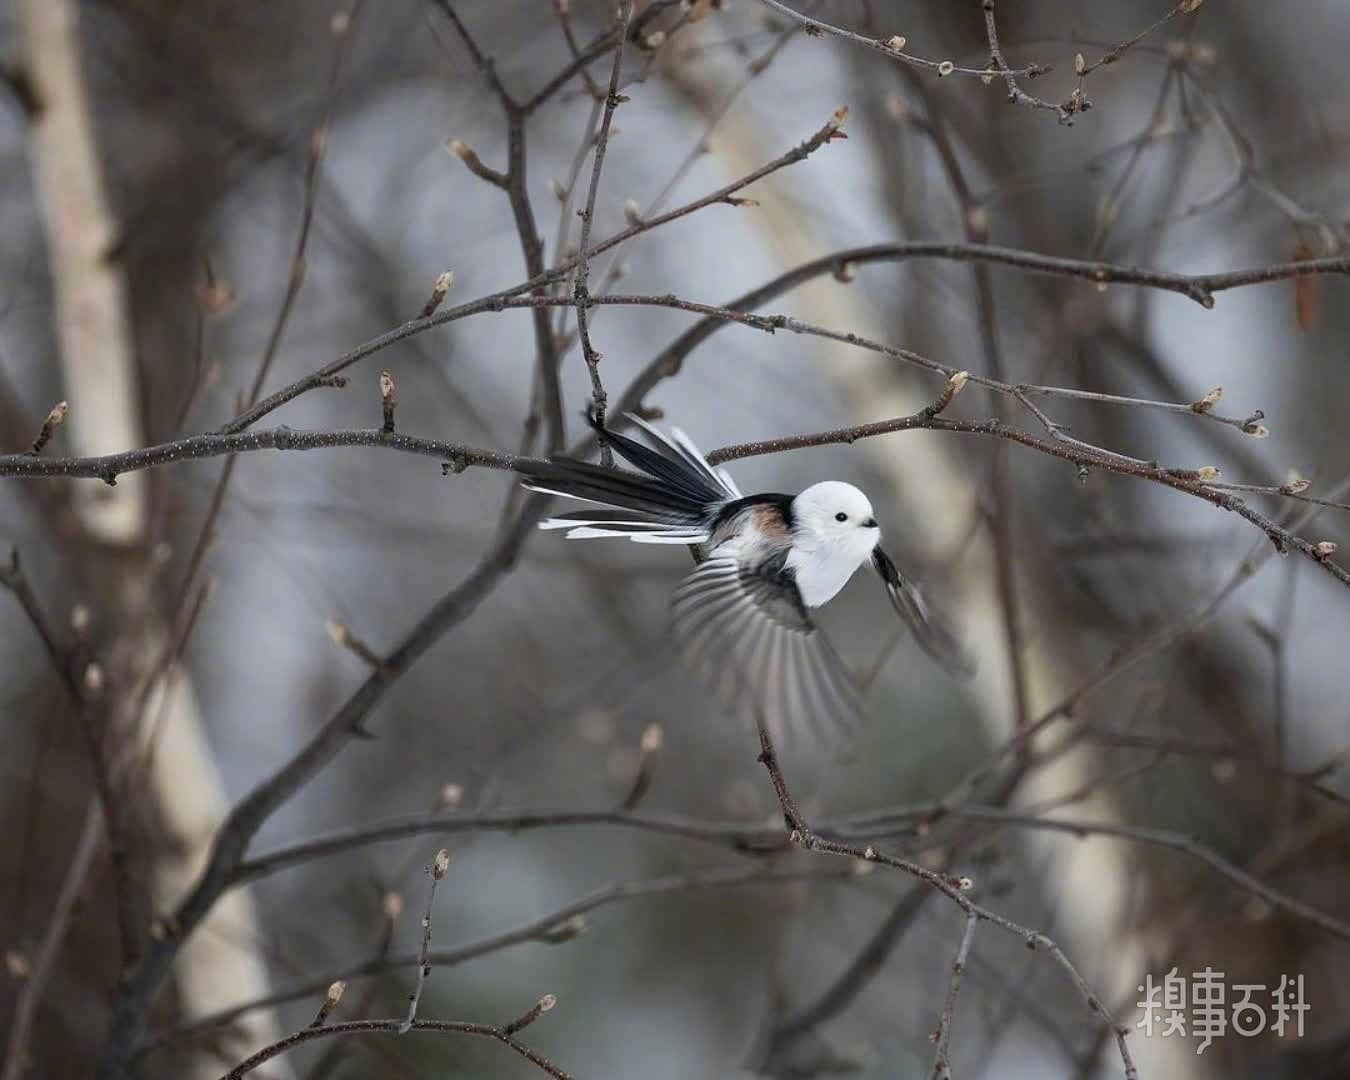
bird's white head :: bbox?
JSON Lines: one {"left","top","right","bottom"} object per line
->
{"left": 787, "top": 481, "right": 882, "bottom": 607}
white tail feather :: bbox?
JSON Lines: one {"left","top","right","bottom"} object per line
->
{"left": 564, "top": 526, "right": 708, "bottom": 541}
{"left": 629, "top": 532, "right": 709, "bottom": 544}
{"left": 522, "top": 482, "right": 598, "bottom": 502}
{"left": 540, "top": 517, "right": 671, "bottom": 531}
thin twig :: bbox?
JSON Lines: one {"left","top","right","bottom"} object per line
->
{"left": 0, "top": 550, "right": 139, "bottom": 963}
{"left": 0, "top": 427, "right": 520, "bottom": 481}
{"left": 503, "top": 994, "right": 557, "bottom": 1036}
{"left": 981, "top": 0, "right": 1071, "bottom": 122}
{"left": 1018, "top": 381, "right": 1260, "bottom": 433}
{"left": 572, "top": 2, "right": 633, "bottom": 459}
{"left": 552, "top": 0, "right": 605, "bottom": 101}
{"left": 1077, "top": 1, "right": 1194, "bottom": 78}
{"left": 583, "top": 6, "right": 805, "bottom": 338}
{"left": 303, "top": 894, "right": 401, "bottom": 1078}
{"left": 247, "top": 11, "right": 355, "bottom": 407}
{"left": 757, "top": 883, "right": 929, "bottom": 1066}
{"left": 432, "top": 0, "right": 565, "bottom": 449}
{"left": 144, "top": 864, "right": 855, "bottom": 1053}
{"left": 754, "top": 0, "right": 1047, "bottom": 82}
{"left": 1, "top": 801, "right": 101, "bottom": 1080}
{"left": 901, "top": 75, "right": 1034, "bottom": 731}
{"left": 399, "top": 849, "right": 450, "bottom": 1033}
{"left": 218, "top": 1017, "right": 573, "bottom": 1080}
{"left": 749, "top": 721, "right": 1139, "bottom": 1080}
{"left": 0, "top": 548, "right": 74, "bottom": 693}
{"left": 929, "top": 912, "right": 979, "bottom": 1080}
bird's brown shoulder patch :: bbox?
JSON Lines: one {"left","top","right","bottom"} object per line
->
{"left": 750, "top": 504, "right": 792, "bottom": 542}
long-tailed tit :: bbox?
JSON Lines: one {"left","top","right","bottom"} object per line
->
{"left": 518, "top": 416, "right": 974, "bottom": 742}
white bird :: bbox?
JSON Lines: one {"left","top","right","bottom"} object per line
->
{"left": 518, "top": 416, "right": 974, "bottom": 743}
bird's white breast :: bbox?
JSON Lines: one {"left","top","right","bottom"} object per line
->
{"left": 785, "top": 540, "right": 869, "bottom": 608}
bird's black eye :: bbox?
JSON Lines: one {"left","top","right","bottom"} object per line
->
{"left": 835, "top": 512, "right": 848, "bottom": 522}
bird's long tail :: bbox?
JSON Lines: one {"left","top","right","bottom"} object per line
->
{"left": 518, "top": 416, "right": 735, "bottom": 543}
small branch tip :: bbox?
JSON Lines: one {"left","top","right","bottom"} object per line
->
{"left": 380, "top": 370, "right": 397, "bottom": 433}
{"left": 420, "top": 270, "right": 455, "bottom": 317}
{"left": 31, "top": 400, "right": 69, "bottom": 454}
{"left": 503, "top": 992, "right": 558, "bottom": 1035}
{"left": 1190, "top": 386, "right": 1223, "bottom": 413}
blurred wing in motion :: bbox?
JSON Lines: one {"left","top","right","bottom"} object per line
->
{"left": 872, "top": 547, "right": 976, "bottom": 679}
{"left": 671, "top": 555, "right": 862, "bottom": 747}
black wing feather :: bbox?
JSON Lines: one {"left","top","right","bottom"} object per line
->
{"left": 872, "top": 547, "right": 976, "bottom": 679}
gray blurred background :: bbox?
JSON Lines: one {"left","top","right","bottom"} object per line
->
{"left": 2, "top": 1, "right": 1349, "bottom": 1077}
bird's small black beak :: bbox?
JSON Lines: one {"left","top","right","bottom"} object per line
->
{"left": 862, "top": 517, "right": 879, "bottom": 529}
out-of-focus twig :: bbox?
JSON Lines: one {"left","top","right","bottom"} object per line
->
{"left": 0, "top": 801, "right": 101, "bottom": 1080}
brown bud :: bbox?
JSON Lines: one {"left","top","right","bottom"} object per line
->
{"left": 1190, "top": 386, "right": 1222, "bottom": 414}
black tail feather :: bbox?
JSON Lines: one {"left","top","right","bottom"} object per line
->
{"left": 517, "top": 416, "right": 726, "bottom": 526}
{"left": 518, "top": 457, "right": 709, "bottom": 524}
{"left": 586, "top": 415, "right": 725, "bottom": 506}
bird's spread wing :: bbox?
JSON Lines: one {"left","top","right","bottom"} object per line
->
{"left": 872, "top": 547, "right": 976, "bottom": 679}
{"left": 671, "top": 555, "right": 862, "bottom": 746}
